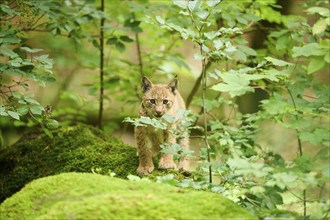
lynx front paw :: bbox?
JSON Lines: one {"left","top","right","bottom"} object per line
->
{"left": 178, "top": 158, "right": 189, "bottom": 171}
{"left": 137, "top": 165, "right": 154, "bottom": 176}
{"left": 158, "top": 156, "right": 177, "bottom": 170}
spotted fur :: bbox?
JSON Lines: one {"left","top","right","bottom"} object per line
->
{"left": 135, "top": 76, "right": 189, "bottom": 175}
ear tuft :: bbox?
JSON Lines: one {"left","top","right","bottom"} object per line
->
{"left": 142, "top": 76, "right": 153, "bottom": 93}
{"left": 167, "top": 76, "right": 178, "bottom": 94}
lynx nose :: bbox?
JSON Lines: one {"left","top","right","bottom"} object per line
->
{"left": 155, "top": 111, "right": 163, "bottom": 117}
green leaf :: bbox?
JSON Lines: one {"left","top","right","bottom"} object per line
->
{"left": 275, "top": 35, "right": 290, "bottom": 51}
{"left": 127, "top": 174, "right": 141, "bottom": 181}
{"left": 308, "top": 57, "right": 325, "bottom": 74}
{"left": 234, "top": 50, "right": 247, "bottom": 62}
{"left": 24, "top": 96, "right": 40, "bottom": 105}
{"left": 243, "top": 13, "right": 260, "bottom": 22}
{"left": 211, "top": 73, "right": 253, "bottom": 97}
{"left": 163, "top": 114, "right": 175, "bottom": 123}
{"left": 1, "top": 47, "right": 18, "bottom": 58}
{"left": 265, "top": 57, "right": 293, "bottom": 66}
{"left": 194, "top": 53, "right": 205, "bottom": 60}
{"left": 312, "top": 18, "right": 328, "bottom": 35}
{"left": 92, "top": 39, "right": 100, "bottom": 49}
{"left": 125, "top": 20, "right": 140, "bottom": 28}
{"left": 206, "top": 0, "right": 221, "bottom": 7}
{"left": 2, "top": 35, "right": 21, "bottom": 44}
{"left": 238, "top": 45, "right": 257, "bottom": 56}
{"left": 269, "top": 30, "right": 289, "bottom": 38}
{"left": 306, "top": 7, "right": 329, "bottom": 17}
{"left": 41, "top": 125, "right": 53, "bottom": 139}
{"left": 9, "top": 57, "right": 23, "bottom": 67}
{"left": 196, "top": 9, "right": 209, "bottom": 20}
{"left": 213, "top": 39, "right": 223, "bottom": 50}
{"left": 46, "top": 23, "right": 58, "bottom": 31}
{"left": 132, "top": 26, "right": 143, "bottom": 33}
{"left": 300, "top": 128, "right": 330, "bottom": 146}
{"left": 212, "top": 70, "right": 280, "bottom": 97}
{"left": 34, "top": 55, "right": 54, "bottom": 65}
{"left": 115, "top": 42, "right": 125, "bottom": 52}
{"left": 124, "top": 116, "right": 167, "bottom": 130}
{"left": 45, "top": 119, "right": 60, "bottom": 130}
{"left": 17, "top": 106, "right": 29, "bottom": 115}
{"left": 0, "top": 105, "right": 8, "bottom": 116}
{"left": 30, "top": 105, "right": 44, "bottom": 115}
{"left": 236, "top": 16, "right": 248, "bottom": 25}
{"left": 187, "top": 0, "right": 201, "bottom": 12}
{"left": 204, "top": 31, "right": 218, "bottom": 40}
{"left": 155, "top": 16, "right": 165, "bottom": 25}
{"left": 261, "top": 95, "right": 292, "bottom": 115}
{"left": 21, "top": 47, "right": 43, "bottom": 53}
{"left": 0, "top": 4, "right": 19, "bottom": 16}
{"left": 106, "top": 37, "right": 118, "bottom": 45}
{"left": 119, "top": 35, "right": 134, "bottom": 42}
{"left": 224, "top": 41, "right": 236, "bottom": 53}
{"left": 327, "top": 17, "right": 330, "bottom": 25}
{"left": 193, "top": 98, "right": 220, "bottom": 111}
{"left": 292, "top": 43, "right": 320, "bottom": 58}
{"left": 173, "top": 0, "right": 188, "bottom": 9}
{"left": 7, "top": 110, "right": 20, "bottom": 120}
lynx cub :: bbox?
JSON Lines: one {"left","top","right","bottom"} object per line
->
{"left": 135, "top": 76, "right": 189, "bottom": 175}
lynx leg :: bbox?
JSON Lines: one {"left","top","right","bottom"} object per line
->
{"left": 158, "top": 130, "right": 177, "bottom": 170}
{"left": 135, "top": 126, "right": 154, "bottom": 175}
{"left": 178, "top": 133, "right": 190, "bottom": 171}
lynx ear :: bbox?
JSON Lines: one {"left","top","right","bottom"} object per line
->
{"left": 167, "top": 76, "right": 178, "bottom": 94}
{"left": 142, "top": 76, "right": 153, "bottom": 93}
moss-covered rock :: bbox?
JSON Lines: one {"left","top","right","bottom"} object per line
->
{"left": 0, "top": 124, "right": 140, "bottom": 202}
{"left": 0, "top": 124, "right": 190, "bottom": 203}
{"left": 0, "top": 172, "right": 256, "bottom": 219}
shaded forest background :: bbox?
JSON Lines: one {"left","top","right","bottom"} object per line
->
{"left": 0, "top": 0, "right": 329, "bottom": 219}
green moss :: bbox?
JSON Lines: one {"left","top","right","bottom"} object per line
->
{"left": 0, "top": 124, "right": 189, "bottom": 203}
{"left": 0, "top": 124, "right": 139, "bottom": 202}
{"left": 0, "top": 173, "right": 256, "bottom": 219}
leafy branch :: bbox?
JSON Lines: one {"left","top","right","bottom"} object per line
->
{"left": 187, "top": 0, "right": 222, "bottom": 184}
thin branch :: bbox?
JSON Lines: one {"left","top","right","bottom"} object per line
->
{"left": 98, "top": 0, "right": 105, "bottom": 130}
{"left": 133, "top": 13, "right": 144, "bottom": 78}
{"left": 30, "top": 13, "right": 46, "bottom": 30}
{"left": 135, "top": 32, "right": 143, "bottom": 78}
{"left": 287, "top": 89, "right": 303, "bottom": 157}
{"left": 22, "top": 28, "right": 70, "bottom": 38}
{"left": 186, "top": 2, "right": 221, "bottom": 184}
{"left": 287, "top": 87, "right": 306, "bottom": 217}
{"left": 186, "top": 61, "right": 211, "bottom": 108}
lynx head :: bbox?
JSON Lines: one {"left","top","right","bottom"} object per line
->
{"left": 141, "top": 76, "right": 178, "bottom": 118}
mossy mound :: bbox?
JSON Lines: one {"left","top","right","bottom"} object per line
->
{"left": 0, "top": 172, "right": 256, "bottom": 219}
{"left": 0, "top": 124, "right": 140, "bottom": 202}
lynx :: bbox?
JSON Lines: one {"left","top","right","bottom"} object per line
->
{"left": 135, "top": 76, "right": 189, "bottom": 175}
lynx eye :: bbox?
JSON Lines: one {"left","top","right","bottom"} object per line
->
{"left": 149, "top": 99, "right": 156, "bottom": 104}
{"left": 163, "top": 99, "right": 169, "bottom": 104}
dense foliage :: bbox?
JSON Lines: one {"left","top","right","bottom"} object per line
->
{"left": 1, "top": 0, "right": 329, "bottom": 219}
